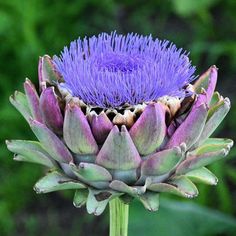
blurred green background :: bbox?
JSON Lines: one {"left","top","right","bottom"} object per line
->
{"left": 1, "top": 0, "right": 236, "bottom": 235}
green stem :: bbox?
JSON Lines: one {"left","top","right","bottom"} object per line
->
{"left": 109, "top": 198, "right": 129, "bottom": 236}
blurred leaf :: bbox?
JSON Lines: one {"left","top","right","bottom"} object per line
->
{"left": 0, "top": 202, "right": 15, "bottom": 235}
{"left": 226, "top": 166, "right": 236, "bottom": 182}
{"left": 129, "top": 198, "right": 236, "bottom": 236}
{"left": 171, "top": 0, "right": 218, "bottom": 17}
{"left": 211, "top": 162, "right": 233, "bottom": 214}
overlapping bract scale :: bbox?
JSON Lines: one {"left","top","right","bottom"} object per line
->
{"left": 6, "top": 56, "right": 233, "bottom": 215}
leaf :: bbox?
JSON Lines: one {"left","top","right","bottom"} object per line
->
{"left": 191, "top": 138, "right": 233, "bottom": 155}
{"left": 6, "top": 140, "right": 55, "bottom": 167}
{"left": 196, "top": 97, "right": 231, "bottom": 145}
{"left": 185, "top": 167, "right": 218, "bottom": 185}
{"left": 109, "top": 180, "right": 146, "bottom": 196}
{"left": 129, "top": 198, "right": 236, "bottom": 236}
{"left": 9, "top": 91, "right": 31, "bottom": 122}
{"left": 141, "top": 144, "right": 185, "bottom": 176}
{"left": 86, "top": 189, "right": 121, "bottom": 216}
{"left": 172, "top": 0, "right": 218, "bottom": 17}
{"left": 29, "top": 119, "right": 73, "bottom": 163}
{"left": 70, "top": 162, "right": 112, "bottom": 182}
{"left": 34, "top": 171, "right": 86, "bottom": 193}
{"left": 73, "top": 189, "right": 88, "bottom": 208}
{"left": 176, "top": 146, "right": 229, "bottom": 175}
{"left": 138, "top": 192, "right": 159, "bottom": 211}
{"left": 147, "top": 176, "right": 198, "bottom": 198}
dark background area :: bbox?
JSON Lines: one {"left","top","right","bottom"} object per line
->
{"left": 1, "top": 0, "right": 236, "bottom": 235}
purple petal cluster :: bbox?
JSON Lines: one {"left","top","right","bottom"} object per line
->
{"left": 53, "top": 32, "right": 196, "bottom": 108}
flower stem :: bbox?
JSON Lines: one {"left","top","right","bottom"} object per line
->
{"left": 109, "top": 198, "right": 129, "bottom": 236}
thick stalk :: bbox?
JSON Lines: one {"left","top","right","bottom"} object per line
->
{"left": 109, "top": 198, "right": 129, "bottom": 236}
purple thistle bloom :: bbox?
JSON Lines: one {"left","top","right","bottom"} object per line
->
{"left": 53, "top": 32, "right": 196, "bottom": 108}
{"left": 6, "top": 29, "right": 233, "bottom": 223}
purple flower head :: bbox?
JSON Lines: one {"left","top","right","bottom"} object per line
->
{"left": 53, "top": 32, "right": 196, "bottom": 108}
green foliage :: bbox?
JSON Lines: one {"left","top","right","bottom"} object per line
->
{"left": 129, "top": 198, "right": 236, "bottom": 236}
{"left": 171, "top": 0, "right": 219, "bottom": 17}
{"left": 1, "top": 0, "right": 236, "bottom": 235}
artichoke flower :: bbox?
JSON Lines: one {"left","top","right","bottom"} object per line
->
{"left": 6, "top": 32, "right": 233, "bottom": 217}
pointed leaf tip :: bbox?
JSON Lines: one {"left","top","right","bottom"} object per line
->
{"left": 193, "top": 66, "right": 218, "bottom": 104}
{"left": 38, "top": 55, "right": 62, "bottom": 90}
{"left": 89, "top": 111, "right": 113, "bottom": 144}
{"left": 64, "top": 102, "right": 98, "bottom": 155}
{"left": 39, "top": 87, "right": 63, "bottom": 134}
{"left": 166, "top": 97, "right": 208, "bottom": 149}
{"left": 6, "top": 139, "right": 55, "bottom": 167}
{"left": 176, "top": 148, "right": 229, "bottom": 175}
{"left": 147, "top": 176, "right": 198, "bottom": 198}
{"left": 70, "top": 162, "right": 112, "bottom": 182}
{"left": 141, "top": 145, "right": 184, "bottom": 176}
{"left": 96, "top": 125, "right": 141, "bottom": 170}
{"left": 185, "top": 167, "right": 218, "bottom": 185}
{"left": 73, "top": 189, "right": 88, "bottom": 208}
{"left": 139, "top": 192, "right": 159, "bottom": 211}
{"left": 10, "top": 91, "right": 31, "bottom": 121}
{"left": 24, "top": 79, "right": 42, "bottom": 122}
{"left": 130, "top": 103, "right": 166, "bottom": 155}
{"left": 110, "top": 180, "right": 146, "bottom": 196}
{"left": 195, "top": 97, "right": 231, "bottom": 146}
{"left": 34, "top": 171, "right": 86, "bottom": 194}
{"left": 30, "top": 119, "right": 73, "bottom": 163}
{"left": 86, "top": 189, "right": 118, "bottom": 215}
